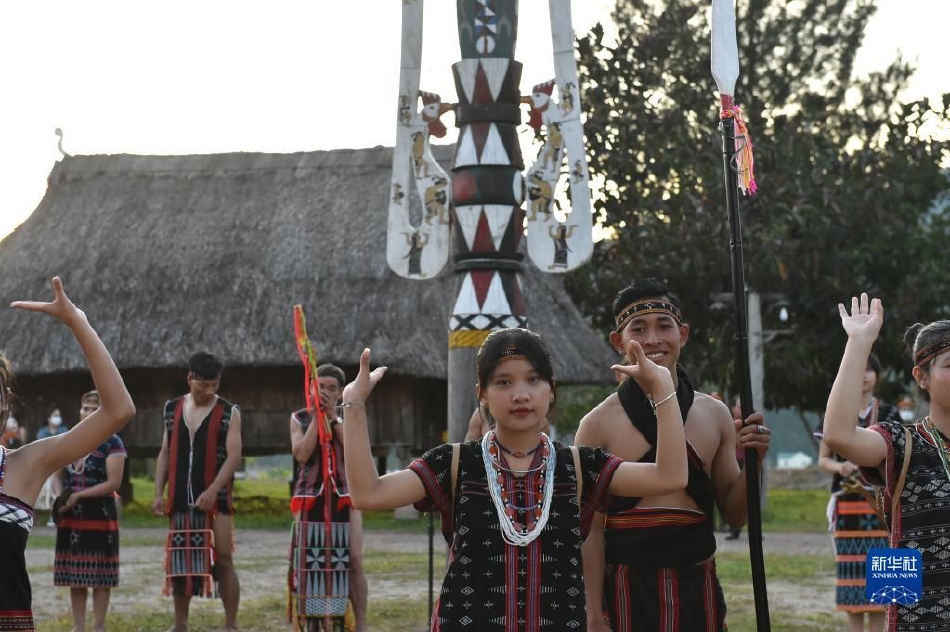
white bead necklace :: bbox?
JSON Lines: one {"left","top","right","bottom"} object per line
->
{"left": 481, "top": 431, "right": 556, "bottom": 547}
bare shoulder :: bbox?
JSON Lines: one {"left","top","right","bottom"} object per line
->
{"left": 690, "top": 392, "right": 734, "bottom": 427}
{"left": 575, "top": 392, "right": 623, "bottom": 444}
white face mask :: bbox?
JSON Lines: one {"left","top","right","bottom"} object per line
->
{"left": 899, "top": 409, "right": 915, "bottom": 422}
{"left": 50, "top": 415, "right": 63, "bottom": 427}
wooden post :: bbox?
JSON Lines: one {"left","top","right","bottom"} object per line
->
{"left": 389, "top": 1, "right": 593, "bottom": 441}
{"left": 447, "top": 1, "right": 528, "bottom": 439}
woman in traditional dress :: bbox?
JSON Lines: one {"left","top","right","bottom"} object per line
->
{"left": 53, "top": 389, "right": 127, "bottom": 632}
{"left": 0, "top": 278, "right": 134, "bottom": 632}
{"left": 824, "top": 293, "right": 950, "bottom": 629}
{"left": 818, "top": 353, "right": 897, "bottom": 632}
{"left": 342, "top": 327, "right": 689, "bottom": 631}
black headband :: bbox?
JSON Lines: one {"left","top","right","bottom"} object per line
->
{"left": 614, "top": 299, "right": 683, "bottom": 332}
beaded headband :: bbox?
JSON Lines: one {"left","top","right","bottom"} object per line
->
{"left": 614, "top": 299, "right": 684, "bottom": 332}
{"left": 498, "top": 347, "right": 526, "bottom": 362}
{"left": 914, "top": 339, "right": 950, "bottom": 368}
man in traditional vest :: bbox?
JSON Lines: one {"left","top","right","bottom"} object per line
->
{"left": 289, "top": 363, "right": 368, "bottom": 632}
{"left": 152, "top": 352, "right": 242, "bottom": 632}
{"left": 575, "top": 278, "right": 771, "bottom": 632}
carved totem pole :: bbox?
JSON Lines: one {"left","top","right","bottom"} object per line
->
{"left": 387, "top": 0, "right": 593, "bottom": 440}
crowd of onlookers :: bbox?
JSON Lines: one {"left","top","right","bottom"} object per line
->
{"left": 4, "top": 405, "right": 71, "bottom": 449}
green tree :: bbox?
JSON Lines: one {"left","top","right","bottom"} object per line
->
{"left": 568, "top": 0, "right": 950, "bottom": 416}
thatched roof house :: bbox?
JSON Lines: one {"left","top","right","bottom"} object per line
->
{"left": 0, "top": 146, "right": 615, "bottom": 457}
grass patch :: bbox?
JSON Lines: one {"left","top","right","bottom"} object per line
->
{"left": 124, "top": 477, "right": 439, "bottom": 531}
{"left": 365, "top": 551, "right": 447, "bottom": 578}
{"left": 127, "top": 477, "right": 830, "bottom": 532}
{"left": 717, "top": 551, "right": 838, "bottom": 632}
{"left": 761, "top": 488, "right": 828, "bottom": 533}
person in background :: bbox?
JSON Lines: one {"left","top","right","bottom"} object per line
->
{"left": 36, "top": 406, "right": 68, "bottom": 440}
{"left": 152, "top": 352, "right": 242, "bottom": 632}
{"left": 817, "top": 353, "right": 896, "bottom": 632}
{"left": 897, "top": 395, "right": 916, "bottom": 423}
{"left": 288, "top": 364, "right": 367, "bottom": 632}
{"left": 52, "top": 389, "right": 127, "bottom": 632}
{"left": 2, "top": 416, "right": 25, "bottom": 449}
{"left": 37, "top": 406, "right": 70, "bottom": 525}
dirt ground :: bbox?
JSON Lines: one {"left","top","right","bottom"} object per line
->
{"left": 26, "top": 525, "right": 836, "bottom": 629}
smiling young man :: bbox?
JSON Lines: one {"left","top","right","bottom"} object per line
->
{"left": 152, "top": 352, "right": 242, "bottom": 632}
{"left": 575, "top": 278, "right": 771, "bottom": 632}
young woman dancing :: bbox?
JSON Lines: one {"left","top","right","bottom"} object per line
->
{"left": 0, "top": 278, "right": 135, "bottom": 631}
{"left": 342, "top": 327, "right": 688, "bottom": 631}
{"left": 824, "top": 293, "right": 950, "bottom": 629}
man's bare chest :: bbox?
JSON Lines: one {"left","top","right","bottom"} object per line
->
{"left": 607, "top": 412, "right": 720, "bottom": 471}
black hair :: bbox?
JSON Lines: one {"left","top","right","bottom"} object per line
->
{"left": 866, "top": 353, "right": 882, "bottom": 377}
{"left": 188, "top": 352, "right": 224, "bottom": 379}
{"left": 316, "top": 364, "right": 346, "bottom": 388}
{"left": 612, "top": 278, "right": 686, "bottom": 323}
{"left": 905, "top": 321, "right": 950, "bottom": 364}
{"left": 0, "top": 356, "right": 10, "bottom": 418}
{"left": 46, "top": 405, "right": 61, "bottom": 418}
{"left": 476, "top": 328, "right": 556, "bottom": 406}
{"left": 904, "top": 320, "right": 950, "bottom": 401}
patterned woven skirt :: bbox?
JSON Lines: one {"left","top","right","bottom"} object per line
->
{"left": 164, "top": 509, "right": 216, "bottom": 598}
{"left": 288, "top": 495, "right": 350, "bottom": 631}
{"left": 54, "top": 497, "right": 120, "bottom": 587}
{"left": 832, "top": 493, "right": 888, "bottom": 612}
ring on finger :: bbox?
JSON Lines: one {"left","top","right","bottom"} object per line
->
{"left": 756, "top": 425, "right": 765, "bottom": 434}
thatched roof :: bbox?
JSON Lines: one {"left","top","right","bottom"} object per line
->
{"left": 0, "top": 145, "right": 615, "bottom": 382}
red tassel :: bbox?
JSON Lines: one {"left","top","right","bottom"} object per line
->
{"left": 290, "top": 496, "right": 317, "bottom": 514}
{"left": 719, "top": 98, "right": 758, "bottom": 196}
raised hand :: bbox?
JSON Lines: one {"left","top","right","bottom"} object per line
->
{"left": 11, "top": 277, "right": 86, "bottom": 328}
{"left": 611, "top": 339, "right": 674, "bottom": 399}
{"left": 341, "top": 348, "right": 387, "bottom": 403}
{"left": 837, "top": 293, "right": 883, "bottom": 342}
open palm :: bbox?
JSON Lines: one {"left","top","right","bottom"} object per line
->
{"left": 838, "top": 293, "right": 883, "bottom": 342}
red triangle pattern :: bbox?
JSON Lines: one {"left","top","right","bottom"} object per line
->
{"left": 471, "top": 270, "right": 494, "bottom": 308}
{"left": 472, "top": 63, "right": 494, "bottom": 105}
{"left": 472, "top": 209, "right": 496, "bottom": 253}
{"left": 470, "top": 123, "right": 490, "bottom": 162}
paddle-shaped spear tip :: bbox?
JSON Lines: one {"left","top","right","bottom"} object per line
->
{"left": 711, "top": 0, "right": 740, "bottom": 107}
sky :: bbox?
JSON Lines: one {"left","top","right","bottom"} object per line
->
{"left": 0, "top": 0, "right": 945, "bottom": 238}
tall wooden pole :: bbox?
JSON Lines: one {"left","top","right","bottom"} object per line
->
{"left": 446, "top": 1, "right": 528, "bottom": 440}
{"left": 389, "top": 0, "right": 593, "bottom": 438}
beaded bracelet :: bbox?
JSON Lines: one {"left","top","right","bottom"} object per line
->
{"left": 341, "top": 398, "right": 367, "bottom": 409}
